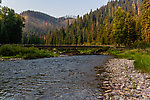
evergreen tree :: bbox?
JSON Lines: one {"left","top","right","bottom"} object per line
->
{"left": 124, "top": 12, "right": 137, "bottom": 46}
{"left": 0, "top": 7, "right": 24, "bottom": 44}
{"left": 113, "top": 7, "right": 127, "bottom": 45}
{"left": 44, "top": 0, "right": 144, "bottom": 46}
{"left": 136, "top": 16, "right": 142, "bottom": 41}
{"left": 141, "top": 0, "right": 150, "bottom": 43}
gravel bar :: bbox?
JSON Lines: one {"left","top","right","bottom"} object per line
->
{"left": 101, "top": 59, "right": 150, "bottom": 100}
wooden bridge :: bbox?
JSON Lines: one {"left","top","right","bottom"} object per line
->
{"left": 23, "top": 45, "right": 123, "bottom": 49}
{"left": 0, "top": 44, "right": 124, "bottom": 49}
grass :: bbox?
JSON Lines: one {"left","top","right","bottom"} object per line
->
{"left": 78, "top": 47, "right": 110, "bottom": 54}
{"left": 134, "top": 54, "right": 150, "bottom": 73}
{"left": 0, "top": 44, "right": 59, "bottom": 59}
{"left": 55, "top": 48, "right": 110, "bottom": 55}
{"left": 108, "top": 48, "right": 150, "bottom": 73}
{"left": 77, "top": 48, "right": 99, "bottom": 54}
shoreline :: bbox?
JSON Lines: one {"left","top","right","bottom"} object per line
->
{"left": 101, "top": 58, "right": 150, "bottom": 99}
{"left": 0, "top": 58, "right": 22, "bottom": 61}
{"left": 0, "top": 53, "right": 107, "bottom": 61}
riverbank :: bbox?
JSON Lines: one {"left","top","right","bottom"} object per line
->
{"left": 0, "top": 58, "right": 22, "bottom": 61}
{"left": 0, "top": 45, "right": 58, "bottom": 59}
{"left": 0, "top": 45, "right": 110, "bottom": 60}
{"left": 108, "top": 48, "right": 150, "bottom": 73}
{"left": 101, "top": 58, "right": 150, "bottom": 99}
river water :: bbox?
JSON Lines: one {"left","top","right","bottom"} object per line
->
{"left": 0, "top": 55, "right": 111, "bottom": 100}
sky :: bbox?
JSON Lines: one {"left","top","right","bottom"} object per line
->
{"left": 1, "top": 0, "right": 109, "bottom": 18}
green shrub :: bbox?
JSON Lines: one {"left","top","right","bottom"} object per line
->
{"left": 78, "top": 48, "right": 98, "bottom": 54}
{"left": 133, "top": 41, "right": 150, "bottom": 49}
{"left": 0, "top": 45, "right": 16, "bottom": 56}
{"left": 0, "top": 45, "right": 58, "bottom": 59}
{"left": 101, "top": 47, "right": 110, "bottom": 51}
{"left": 107, "top": 48, "right": 122, "bottom": 56}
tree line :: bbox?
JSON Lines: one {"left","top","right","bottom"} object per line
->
{"left": 43, "top": 0, "right": 149, "bottom": 47}
{"left": 42, "top": 0, "right": 150, "bottom": 46}
{"left": 0, "top": 0, "right": 149, "bottom": 47}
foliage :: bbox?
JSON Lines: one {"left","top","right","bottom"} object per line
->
{"left": 77, "top": 49, "right": 99, "bottom": 54}
{"left": 0, "top": 45, "right": 58, "bottom": 59}
{"left": 22, "top": 32, "right": 45, "bottom": 44}
{"left": 124, "top": 12, "right": 137, "bottom": 46}
{"left": 113, "top": 8, "right": 137, "bottom": 46}
{"left": 42, "top": 0, "right": 147, "bottom": 47}
{"left": 133, "top": 41, "right": 150, "bottom": 49}
{"left": 113, "top": 7, "right": 127, "bottom": 45}
{"left": 0, "top": 7, "right": 24, "bottom": 44}
{"left": 141, "top": 0, "right": 150, "bottom": 43}
{"left": 0, "top": 45, "right": 17, "bottom": 56}
{"left": 107, "top": 49, "right": 122, "bottom": 56}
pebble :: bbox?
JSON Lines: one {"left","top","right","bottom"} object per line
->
{"left": 97, "top": 96, "right": 103, "bottom": 99}
{"left": 114, "top": 95, "right": 120, "bottom": 100}
{"left": 137, "top": 86, "right": 140, "bottom": 90}
{"left": 0, "top": 58, "right": 4, "bottom": 61}
{"left": 101, "top": 59, "right": 150, "bottom": 99}
{"left": 105, "top": 89, "right": 112, "bottom": 93}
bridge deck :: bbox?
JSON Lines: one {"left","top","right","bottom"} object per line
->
{"left": 23, "top": 45, "right": 115, "bottom": 49}
{"left": 0, "top": 44, "right": 125, "bottom": 49}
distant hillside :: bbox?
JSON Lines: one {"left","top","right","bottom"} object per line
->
{"left": 21, "top": 10, "right": 75, "bottom": 35}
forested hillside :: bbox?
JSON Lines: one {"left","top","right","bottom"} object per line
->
{"left": 44, "top": 0, "right": 149, "bottom": 46}
{"left": 21, "top": 11, "right": 75, "bottom": 44}
{"left": 21, "top": 10, "right": 75, "bottom": 35}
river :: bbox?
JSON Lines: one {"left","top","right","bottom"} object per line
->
{"left": 0, "top": 55, "right": 111, "bottom": 100}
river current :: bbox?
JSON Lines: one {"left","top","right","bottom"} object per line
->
{"left": 0, "top": 55, "right": 111, "bottom": 100}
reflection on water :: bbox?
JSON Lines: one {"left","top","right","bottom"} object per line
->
{"left": 0, "top": 55, "right": 111, "bottom": 100}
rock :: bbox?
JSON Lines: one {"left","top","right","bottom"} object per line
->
{"left": 119, "top": 97, "right": 124, "bottom": 100}
{"left": 59, "top": 55, "right": 68, "bottom": 57}
{"left": 102, "top": 86, "right": 111, "bottom": 90}
{"left": 124, "top": 88, "right": 129, "bottom": 91}
{"left": 97, "top": 96, "right": 103, "bottom": 99}
{"left": 114, "top": 95, "right": 120, "bottom": 100}
{"left": 103, "top": 81, "right": 109, "bottom": 84}
{"left": 102, "top": 58, "right": 150, "bottom": 99}
{"left": 142, "top": 95, "right": 147, "bottom": 98}
{"left": 147, "top": 95, "right": 150, "bottom": 97}
{"left": 0, "top": 58, "right": 4, "bottom": 61}
{"left": 137, "top": 86, "right": 140, "bottom": 90}
{"left": 105, "top": 89, "right": 112, "bottom": 93}
{"left": 119, "top": 91, "right": 124, "bottom": 95}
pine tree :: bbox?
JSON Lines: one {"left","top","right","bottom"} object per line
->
{"left": 44, "top": 0, "right": 144, "bottom": 46}
{"left": 0, "top": 7, "right": 24, "bottom": 44}
{"left": 113, "top": 7, "right": 127, "bottom": 45}
{"left": 141, "top": 0, "right": 150, "bottom": 43}
{"left": 124, "top": 12, "right": 137, "bottom": 46}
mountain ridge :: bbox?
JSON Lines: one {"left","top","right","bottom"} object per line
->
{"left": 21, "top": 10, "right": 75, "bottom": 35}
